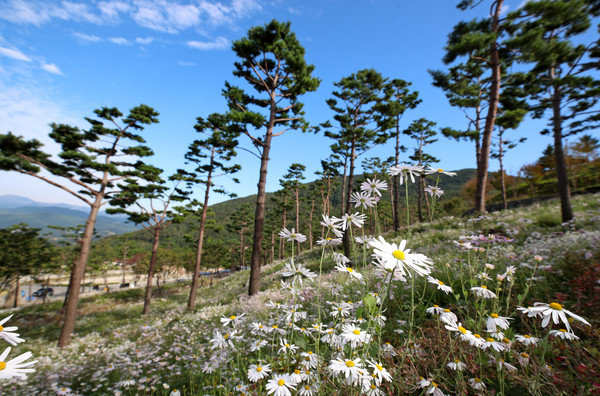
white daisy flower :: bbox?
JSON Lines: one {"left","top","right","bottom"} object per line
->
{"left": 470, "top": 285, "right": 497, "bottom": 299}
{"left": 426, "top": 381, "right": 446, "bottom": 396}
{"left": 0, "top": 315, "right": 24, "bottom": 346}
{"left": 486, "top": 313, "right": 513, "bottom": 332}
{"left": 279, "top": 228, "right": 307, "bottom": 243}
{"left": 483, "top": 337, "right": 505, "bottom": 352}
{"left": 250, "top": 339, "right": 268, "bottom": 352}
{"left": 518, "top": 352, "right": 530, "bottom": 367}
{"left": 281, "top": 260, "right": 316, "bottom": 283}
{"left": 525, "top": 302, "right": 590, "bottom": 332}
{"left": 427, "top": 276, "right": 452, "bottom": 294}
{"left": 332, "top": 252, "right": 350, "bottom": 265}
{"left": 350, "top": 191, "right": 377, "bottom": 208}
{"left": 220, "top": 313, "right": 245, "bottom": 327}
{"left": 361, "top": 178, "right": 388, "bottom": 197}
{"left": 300, "top": 351, "right": 319, "bottom": 370}
{"left": 366, "top": 359, "right": 392, "bottom": 384}
{"left": 335, "top": 262, "right": 364, "bottom": 281}
{"left": 424, "top": 185, "right": 444, "bottom": 198}
{"left": 341, "top": 324, "right": 371, "bottom": 348}
{"left": 424, "top": 166, "right": 456, "bottom": 177}
{"left": 247, "top": 363, "right": 271, "bottom": 382}
{"left": 278, "top": 339, "right": 299, "bottom": 355}
{"left": 515, "top": 334, "right": 540, "bottom": 345}
{"left": 439, "top": 309, "right": 458, "bottom": 324}
{"left": 329, "top": 357, "right": 365, "bottom": 381}
{"left": 320, "top": 215, "right": 343, "bottom": 238}
{"left": 317, "top": 237, "right": 342, "bottom": 246}
{"left": 498, "top": 359, "right": 518, "bottom": 373}
{"left": 426, "top": 305, "right": 445, "bottom": 315}
{"left": 446, "top": 359, "right": 466, "bottom": 371}
{"left": 0, "top": 346, "right": 37, "bottom": 379}
{"left": 369, "top": 236, "right": 433, "bottom": 278}
{"left": 341, "top": 212, "right": 367, "bottom": 230}
{"left": 266, "top": 374, "right": 296, "bottom": 396}
{"left": 468, "top": 377, "right": 486, "bottom": 391}
{"left": 387, "top": 163, "right": 423, "bottom": 184}
{"left": 550, "top": 329, "right": 580, "bottom": 341}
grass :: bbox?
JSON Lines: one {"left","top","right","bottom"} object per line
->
{"left": 1, "top": 193, "right": 599, "bottom": 395}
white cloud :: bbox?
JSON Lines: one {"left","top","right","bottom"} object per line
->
{"left": 40, "top": 63, "right": 63, "bottom": 75}
{"left": 1, "top": 0, "right": 263, "bottom": 33}
{"left": 135, "top": 36, "right": 154, "bottom": 45}
{"left": 109, "top": 37, "right": 131, "bottom": 45}
{"left": 178, "top": 60, "right": 196, "bottom": 66}
{"left": 187, "top": 37, "right": 229, "bottom": 50}
{"left": 73, "top": 32, "right": 103, "bottom": 42}
{"left": 0, "top": 46, "right": 32, "bottom": 62}
{"left": 98, "top": 0, "right": 131, "bottom": 20}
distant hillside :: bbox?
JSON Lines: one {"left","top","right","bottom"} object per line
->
{"left": 100, "top": 168, "right": 477, "bottom": 248}
{"left": 0, "top": 198, "right": 139, "bottom": 238}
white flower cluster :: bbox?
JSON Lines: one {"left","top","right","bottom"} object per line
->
{"left": 0, "top": 314, "right": 37, "bottom": 380}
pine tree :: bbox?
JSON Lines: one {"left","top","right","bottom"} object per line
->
{"left": 221, "top": 20, "right": 320, "bottom": 295}
{"left": 0, "top": 104, "right": 159, "bottom": 347}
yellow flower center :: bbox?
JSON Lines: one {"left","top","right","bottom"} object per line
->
{"left": 433, "top": 304, "right": 439, "bottom": 308}
{"left": 353, "top": 329, "right": 361, "bottom": 335}
{"left": 272, "top": 325, "right": 278, "bottom": 329}
{"left": 376, "top": 364, "right": 383, "bottom": 371}
{"left": 305, "top": 386, "right": 310, "bottom": 390}
{"left": 486, "top": 338, "right": 495, "bottom": 342}
{"left": 550, "top": 302, "right": 563, "bottom": 311}
{"left": 285, "top": 343, "right": 290, "bottom": 347}
{"left": 475, "top": 378, "right": 481, "bottom": 383}
{"left": 432, "top": 382, "right": 438, "bottom": 388}
{"left": 278, "top": 379, "right": 285, "bottom": 386}
{"left": 230, "top": 315, "right": 236, "bottom": 320}
{"left": 473, "top": 334, "right": 481, "bottom": 339}
{"left": 454, "top": 359, "right": 460, "bottom": 363}
{"left": 347, "top": 268, "right": 354, "bottom": 272}
{"left": 481, "top": 285, "right": 487, "bottom": 289}
{"left": 438, "top": 168, "right": 444, "bottom": 172}
{"left": 438, "top": 280, "right": 444, "bottom": 285}
{"left": 524, "top": 334, "right": 530, "bottom": 338}
{"left": 326, "top": 237, "right": 332, "bottom": 240}
{"left": 491, "top": 313, "right": 499, "bottom": 318}
{"left": 444, "top": 309, "right": 451, "bottom": 313}
{"left": 308, "top": 351, "right": 313, "bottom": 355}
{"left": 458, "top": 326, "right": 467, "bottom": 334}
{"left": 502, "top": 338, "right": 510, "bottom": 344}
{"left": 346, "top": 360, "right": 355, "bottom": 367}
{"left": 559, "top": 329, "right": 567, "bottom": 332}
{"left": 392, "top": 250, "right": 405, "bottom": 260}
{"left": 294, "top": 369, "right": 300, "bottom": 374}
{"left": 0, "top": 326, "right": 3, "bottom": 332}
{"left": 0, "top": 362, "right": 5, "bottom": 370}
{"left": 521, "top": 352, "right": 529, "bottom": 358}
{"left": 224, "top": 334, "right": 229, "bottom": 339}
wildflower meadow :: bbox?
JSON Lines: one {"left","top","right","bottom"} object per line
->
{"left": 1, "top": 167, "right": 599, "bottom": 396}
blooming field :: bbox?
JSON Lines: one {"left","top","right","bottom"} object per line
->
{"left": 1, "top": 192, "right": 599, "bottom": 395}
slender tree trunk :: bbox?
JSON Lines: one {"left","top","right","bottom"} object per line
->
{"left": 188, "top": 151, "right": 214, "bottom": 310}
{"left": 342, "top": 140, "right": 357, "bottom": 258}
{"left": 393, "top": 128, "right": 401, "bottom": 230}
{"left": 13, "top": 277, "right": 19, "bottom": 308}
{"left": 551, "top": 79, "right": 573, "bottom": 222}
{"left": 142, "top": 229, "right": 161, "bottom": 315}
{"left": 308, "top": 199, "right": 315, "bottom": 250}
{"left": 58, "top": 198, "right": 102, "bottom": 348}
{"left": 498, "top": 134, "right": 508, "bottom": 210}
{"left": 340, "top": 157, "right": 348, "bottom": 217}
{"left": 474, "top": 0, "right": 503, "bottom": 213}
{"left": 248, "top": 118, "right": 274, "bottom": 295}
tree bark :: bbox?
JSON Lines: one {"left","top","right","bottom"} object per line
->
{"left": 187, "top": 148, "right": 214, "bottom": 310}
{"left": 248, "top": 115, "right": 274, "bottom": 295}
{"left": 393, "top": 127, "right": 401, "bottom": 230}
{"left": 13, "top": 277, "right": 19, "bottom": 308}
{"left": 342, "top": 139, "right": 357, "bottom": 258}
{"left": 142, "top": 229, "right": 161, "bottom": 315}
{"left": 551, "top": 77, "right": 574, "bottom": 222}
{"left": 58, "top": 199, "right": 102, "bottom": 348}
{"left": 474, "top": 0, "right": 503, "bottom": 213}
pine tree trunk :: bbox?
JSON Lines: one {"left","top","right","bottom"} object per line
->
{"left": 499, "top": 138, "right": 508, "bottom": 210}
{"left": 188, "top": 151, "right": 214, "bottom": 310}
{"left": 13, "top": 276, "right": 19, "bottom": 308}
{"left": 474, "top": 0, "right": 503, "bottom": 213}
{"left": 143, "top": 229, "right": 161, "bottom": 315}
{"left": 58, "top": 198, "right": 102, "bottom": 348}
{"left": 342, "top": 139, "right": 357, "bottom": 258}
{"left": 551, "top": 79, "right": 573, "bottom": 222}
{"left": 308, "top": 199, "right": 315, "bottom": 250}
{"left": 393, "top": 131, "right": 401, "bottom": 230}
{"left": 248, "top": 123, "right": 274, "bottom": 295}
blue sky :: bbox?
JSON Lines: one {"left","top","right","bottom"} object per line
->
{"left": 0, "top": 0, "right": 584, "bottom": 207}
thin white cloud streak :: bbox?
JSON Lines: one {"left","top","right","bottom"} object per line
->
{"left": 73, "top": 32, "right": 102, "bottom": 42}
{"left": 135, "top": 36, "right": 154, "bottom": 45}
{"left": 109, "top": 37, "right": 131, "bottom": 45}
{"left": 0, "top": 46, "right": 32, "bottom": 62}
{"left": 187, "top": 37, "right": 229, "bottom": 50}
{"left": 40, "top": 63, "right": 63, "bottom": 75}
